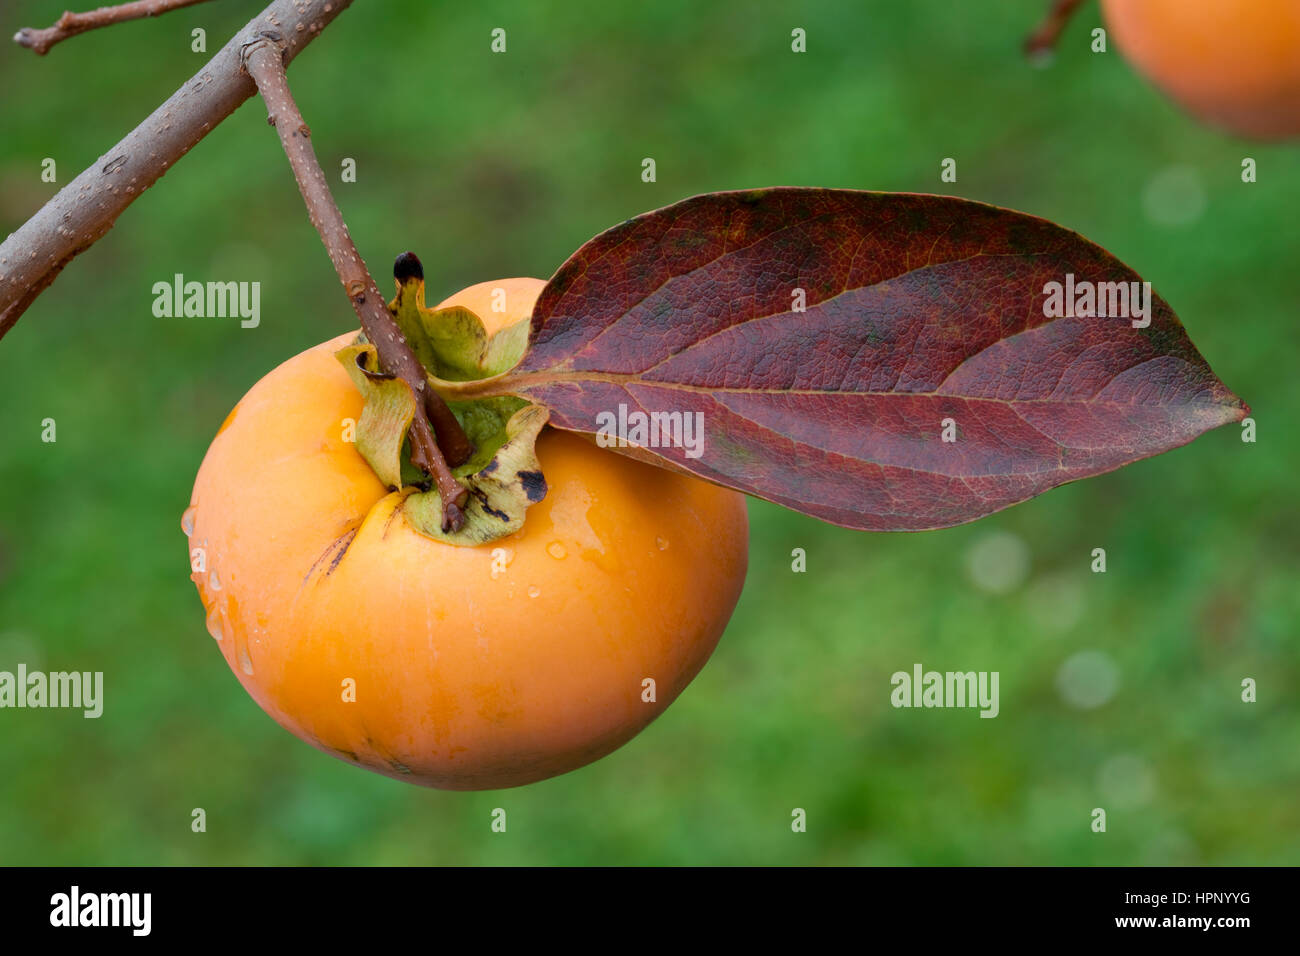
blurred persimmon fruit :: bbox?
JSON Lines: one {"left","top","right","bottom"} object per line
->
{"left": 1102, "top": 0, "right": 1300, "bottom": 138}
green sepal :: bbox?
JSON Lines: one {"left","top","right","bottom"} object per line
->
{"left": 337, "top": 344, "right": 416, "bottom": 491}
{"left": 450, "top": 394, "right": 531, "bottom": 476}
{"left": 389, "top": 275, "right": 530, "bottom": 380}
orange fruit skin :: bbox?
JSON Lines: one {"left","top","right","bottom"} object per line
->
{"left": 186, "top": 280, "right": 749, "bottom": 790}
{"left": 1102, "top": 0, "right": 1300, "bottom": 139}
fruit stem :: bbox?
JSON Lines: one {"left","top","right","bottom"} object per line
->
{"left": 1024, "top": 0, "right": 1090, "bottom": 61}
{"left": 242, "top": 35, "right": 471, "bottom": 531}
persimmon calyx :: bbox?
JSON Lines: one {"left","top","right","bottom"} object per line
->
{"left": 338, "top": 342, "right": 549, "bottom": 545}
{"left": 334, "top": 255, "right": 549, "bottom": 546}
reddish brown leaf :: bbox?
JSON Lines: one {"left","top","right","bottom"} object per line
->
{"left": 504, "top": 188, "right": 1247, "bottom": 531}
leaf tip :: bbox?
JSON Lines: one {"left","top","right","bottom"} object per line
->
{"left": 1213, "top": 385, "right": 1250, "bottom": 423}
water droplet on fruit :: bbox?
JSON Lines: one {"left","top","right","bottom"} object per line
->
{"left": 204, "top": 606, "right": 223, "bottom": 642}
{"left": 546, "top": 542, "right": 567, "bottom": 560}
{"left": 527, "top": 586, "right": 540, "bottom": 598}
{"left": 181, "top": 506, "right": 196, "bottom": 537}
{"left": 208, "top": 570, "right": 222, "bottom": 592}
{"left": 656, "top": 537, "right": 669, "bottom": 551}
{"left": 238, "top": 646, "right": 254, "bottom": 676}
{"left": 549, "top": 484, "right": 604, "bottom": 552}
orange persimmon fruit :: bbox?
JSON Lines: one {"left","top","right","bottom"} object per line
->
{"left": 1102, "top": 0, "right": 1300, "bottom": 139}
{"left": 184, "top": 277, "right": 749, "bottom": 790}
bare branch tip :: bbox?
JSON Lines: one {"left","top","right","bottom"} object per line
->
{"left": 15, "top": 0, "right": 218, "bottom": 56}
{"left": 13, "top": 27, "right": 50, "bottom": 55}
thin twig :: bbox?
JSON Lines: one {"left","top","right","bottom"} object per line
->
{"left": 14, "top": 0, "right": 214, "bottom": 56}
{"left": 0, "top": 0, "right": 350, "bottom": 340}
{"left": 1024, "top": 0, "right": 1090, "bottom": 61}
{"left": 242, "top": 37, "right": 471, "bottom": 532}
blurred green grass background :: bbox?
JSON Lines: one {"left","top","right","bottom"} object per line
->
{"left": 0, "top": 0, "right": 1296, "bottom": 865}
